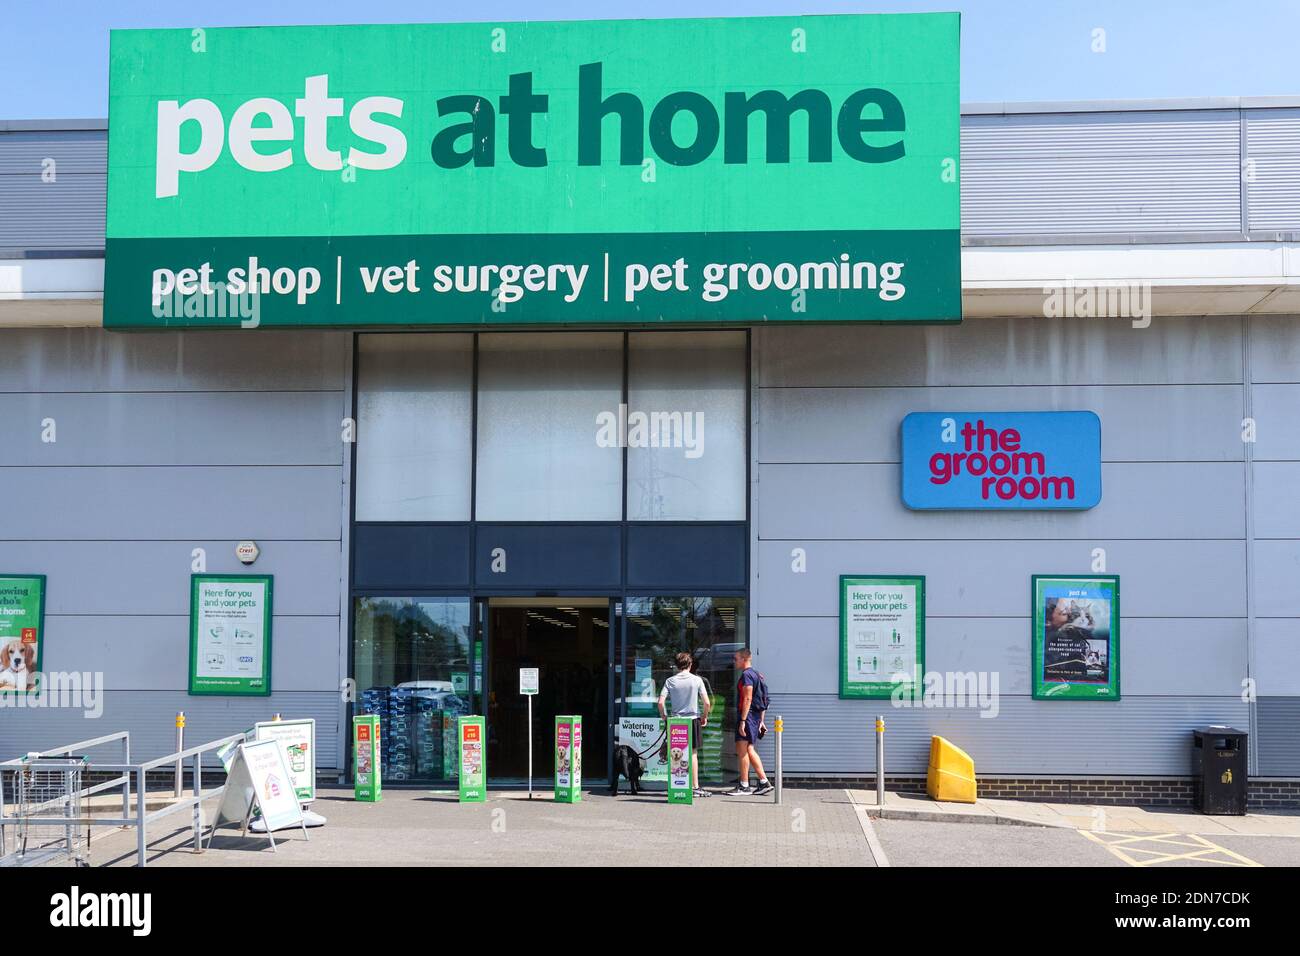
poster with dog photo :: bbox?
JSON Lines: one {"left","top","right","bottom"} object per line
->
{"left": 1032, "top": 574, "right": 1120, "bottom": 701}
{"left": 0, "top": 574, "right": 45, "bottom": 695}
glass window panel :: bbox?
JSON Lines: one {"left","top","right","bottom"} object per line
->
{"left": 355, "top": 333, "right": 473, "bottom": 521}
{"left": 476, "top": 332, "right": 623, "bottom": 521}
{"left": 353, "top": 596, "right": 473, "bottom": 783}
{"left": 627, "top": 331, "right": 746, "bottom": 520}
{"left": 622, "top": 596, "right": 744, "bottom": 785}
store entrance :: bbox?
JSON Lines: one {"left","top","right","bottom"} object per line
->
{"left": 486, "top": 598, "right": 611, "bottom": 785}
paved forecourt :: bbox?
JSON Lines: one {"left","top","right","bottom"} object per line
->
{"left": 88, "top": 786, "right": 875, "bottom": 868}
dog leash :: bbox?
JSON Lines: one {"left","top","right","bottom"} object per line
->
{"left": 632, "top": 729, "right": 666, "bottom": 760}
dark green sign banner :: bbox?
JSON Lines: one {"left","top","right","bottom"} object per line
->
{"left": 106, "top": 15, "right": 961, "bottom": 328}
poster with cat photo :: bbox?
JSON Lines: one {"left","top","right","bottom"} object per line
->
{"left": 1032, "top": 575, "right": 1120, "bottom": 701}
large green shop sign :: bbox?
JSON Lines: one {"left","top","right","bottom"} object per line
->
{"left": 106, "top": 14, "right": 960, "bottom": 328}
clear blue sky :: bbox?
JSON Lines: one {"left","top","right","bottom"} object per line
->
{"left": 1, "top": 0, "right": 1292, "bottom": 118}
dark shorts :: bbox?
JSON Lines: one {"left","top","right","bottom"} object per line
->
{"left": 736, "top": 714, "right": 762, "bottom": 743}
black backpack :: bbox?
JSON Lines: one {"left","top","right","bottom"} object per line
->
{"left": 750, "top": 670, "right": 771, "bottom": 712}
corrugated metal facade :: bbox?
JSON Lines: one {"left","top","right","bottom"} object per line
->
{"left": 961, "top": 110, "right": 1242, "bottom": 238}
{"left": 0, "top": 127, "right": 106, "bottom": 255}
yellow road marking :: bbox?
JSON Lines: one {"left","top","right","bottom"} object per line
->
{"left": 1079, "top": 830, "right": 1262, "bottom": 867}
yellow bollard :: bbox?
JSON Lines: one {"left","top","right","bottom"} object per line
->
{"left": 875, "top": 716, "right": 885, "bottom": 805}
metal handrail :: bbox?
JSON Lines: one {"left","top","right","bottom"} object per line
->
{"left": 1, "top": 729, "right": 251, "bottom": 867}
{"left": 0, "top": 731, "right": 129, "bottom": 764}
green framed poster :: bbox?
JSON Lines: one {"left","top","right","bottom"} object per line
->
{"left": 188, "top": 573, "right": 273, "bottom": 696}
{"left": 1032, "top": 575, "right": 1120, "bottom": 701}
{"left": 839, "top": 575, "right": 925, "bottom": 699}
{"left": 0, "top": 574, "right": 46, "bottom": 695}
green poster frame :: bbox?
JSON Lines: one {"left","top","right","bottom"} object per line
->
{"left": 839, "top": 575, "right": 925, "bottom": 700}
{"left": 0, "top": 573, "right": 46, "bottom": 697}
{"left": 1031, "top": 574, "right": 1121, "bottom": 701}
{"left": 188, "top": 573, "right": 274, "bottom": 696}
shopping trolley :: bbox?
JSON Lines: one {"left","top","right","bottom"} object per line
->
{"left": 0, "top": 755, "right": 90, "bottom": 867}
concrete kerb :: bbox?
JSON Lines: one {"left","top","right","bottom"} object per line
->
{"left": 854, "top": 788, "right": 1300, "bottom": 836}
{"left": 864, "top": 803, "right": 1068, "bottom": 829}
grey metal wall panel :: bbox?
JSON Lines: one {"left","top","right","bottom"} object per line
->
{"left": 0, "top": 391, "right": 344, "bottom": 465}
{"left": 41, "top": 614, "right": 340, "bottom": 692}
{"left": 755, "top": 615, "right": 1244, "bottom": 698}
{"left": 0, "top": 465, "right": 342, "bottom": 540}
{"left": 962, "top": 110, "right": 1241, "bottom": 237}
{"left": 0, "top": 541, "right": 340, "bottom": 616}
{"left": 753, "top": 695, "right": 1249, "bottom": 775}
{"left": 0, "top": 329, "right": 349, "bottom": 392}
{"left": 1252, "top": 541, "right": 1300, "bottom": 619}
{"left": 1256, "top": 697, "right": 1300, "bottom": 775}
{"left": 0, "top": 691, "right": 340, "bottom": 769}
{"left": 1252, "top": 462, "right": 1300, "bottom": 537}
{"left": 758, "top": 384, "right": 1243, "bottom": 464}
{"left": 1250, "top": 385, "right": 1300, "bottom": 459}
{"left": 1249, "top": 315, "right": 1300, "bottom": 383}
{"left": 757, "top": 462, "right": 1245, "bottom": 541}
{"left": 1255, "top": 621, "right": 1300, "bottom": 696}
{"left": 756, "top": 317, "right": 1243, "bottom": 388}
{"left": 1244, "top": 109, "right": 1300, "bottom": 232}
{"left": 755, "top": 539, "right": 1244, "bottom": 618}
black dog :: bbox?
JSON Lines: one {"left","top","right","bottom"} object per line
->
{"left": 610, "top": 744, "right": 647, "bottom": 795}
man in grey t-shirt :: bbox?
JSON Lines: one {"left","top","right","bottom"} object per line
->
{"left": 657, "top": 652, "right": 713, "bottom": 796}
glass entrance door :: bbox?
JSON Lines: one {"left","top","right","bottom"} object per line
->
{"left": 620, "top": 597, "right": 744, "bottom": 786}
{"left": 485, "top": 597, "right": 612, "bottom": 785}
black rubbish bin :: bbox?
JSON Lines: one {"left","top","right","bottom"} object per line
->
{"left": 1192, "top": 726, "right": 1248, "bottom": 815}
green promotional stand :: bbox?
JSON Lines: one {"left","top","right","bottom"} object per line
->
{"left": 458, "top": 716, "right": 486, "bottom": 802}
{"left": 352, "top": 714, "right": 382, "bottom": 802}
{"left": 554, "top": 715, "right": 582, "bottom": 803}
{"left": 666, "top": 717, "right": 694, "bottom": 805}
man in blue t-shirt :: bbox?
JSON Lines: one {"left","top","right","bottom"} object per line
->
{"left": 724, "top": 648, "right": 772, "bottom": 796}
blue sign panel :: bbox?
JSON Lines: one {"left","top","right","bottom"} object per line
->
{"left": 901, "top": 412, "right": 1101, "bottom": 510}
